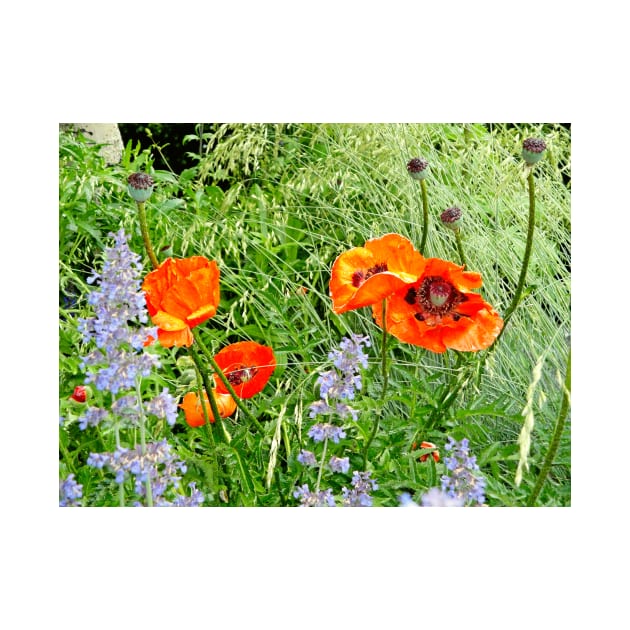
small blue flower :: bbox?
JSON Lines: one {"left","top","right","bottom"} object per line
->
{"left": 308, "top": 423, "right": 346, "bottom": 444}
{"left": 420, "top": 487, "right": 465, "bottom": 507}
{"left": 341, "top": 471, "right": 378, "bottom": 506}
{"left": 328, "top": 455, "right": 350, "bottom": 474}
{"left": 398, "top": 492, "right": 419, "bottom": 507}
{"left": 297, "top": 450, "right": 318, "bottom": 467}
{"left": 309, "top": 333, "right": 370, "bottom": 421}
{"left": 146, "top": 388, "right": 178, "bottom": 426}
{"left": 293, "top": 484, "right": 336, "bottom": 507}
{"left": 59, "top": 473, "right": 83, "bottom": 507}
{"left": 441, "top": 437, "right": 486, "bottom": 506}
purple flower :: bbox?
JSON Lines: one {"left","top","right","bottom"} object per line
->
{"left": 398, "top": 492, "right": 419, "bottom": 507}
{"left": 59, "top": 473, "right": 83, "bottom": 507}
{"left": 341, "top": 471, "right": 378, "bottom": 506}
{"left": 328, "top": 455, "right": 350, "bottom": 474}
{"left": 420, "top": 488, "right": 465, "bottom": 507}
{"left": 145, "top": 388, "right": 178, "bottom": 426}
{"left": 161, "top": 482, "right": 205, "bottom": 507}
{"left": 441, "top": 437, "right": 486, "bottom": 506}
{"left": 293, "top": 484, "right": 336, "bottom": 507}
{"left": 86, "top": 439, "right": 195, "bottom": 506}
{"left": 78, "top": 229, "right": 159, "bottom": 398}
{"left": 297, "top": 450, "right": 318, "bottom": 467}
{"left": 309, "top": 333, "right": 370, "bottom": 420}
{"left": 78, "top": 406, "right": 109, "bottom": 430}
{"left": 308, "top": 423, "right": 347, "bottom": 444}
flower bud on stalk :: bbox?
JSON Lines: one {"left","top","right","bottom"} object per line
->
{"left": 406, "top": 157, "right": 429, "bottom": 181}
{"left": 522, "top": 138, "right": 546, "bottom": 165}
{"left": 127, "top": 172, "right": 155, "bottom": 202}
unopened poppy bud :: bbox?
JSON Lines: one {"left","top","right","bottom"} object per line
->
{"left": 440, "top": 206, "right": 463, "bottom": 231}
{"left": 522, "top": 138, "right": 546, "bottom": 165}
{"left": 407, "top": 157, "right": 429, "bottom": 180}
{"left": 127, "top": 172, "right": 154, "bottom": 202}
{"left": 69, "top": 385, "right": 89, "bottom": 403}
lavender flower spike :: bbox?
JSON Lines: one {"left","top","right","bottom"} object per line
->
{"left": 440, "top": 437, "right": 487, "bottom": 506}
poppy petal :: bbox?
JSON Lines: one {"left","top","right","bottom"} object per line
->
{"left": 213, "top": 341, "right": 276, "bottom": 398}
{"left": 330, "top": 233, "right": 423, "bottom": 314}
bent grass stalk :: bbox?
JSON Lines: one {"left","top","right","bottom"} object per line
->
{"left": 527, "top": 348, "right": 571, "bottom": 506}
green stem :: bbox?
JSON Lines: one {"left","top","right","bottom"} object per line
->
{"left": 136, "top": 201, "right": 160, "bottom": 270}
{"left": 114, "top": 424, "right": 125, "bottom": 507}
{"left": 362, "top": 300, "right": 388, "bottom": 468}
{"left": 419, "top": 179, "right": 429, "bottom": 254}
{"left": 454, "top": 228, "right": 467, "bottom": 268}
{"left": 190, "top": 347, "right": 229, "bottom": 443}
{"left": 192, "top": 329, "right": 266, "bottom": 434}
{"left": 135, "top": 377, "right": 153, "bottom": 507}
{"left": 504, "top": 169, "right": 537, "bottom": 323}
{"left": 315, "top": 437, "right": 329, "bottom": 493}
{"left": 526, "top": 348, "right": 571, "bottom": 506}
{"left": 192, "top": 359, "right": 220, "bottom": 491}
{"left": 485, "top": 167, "right": 538, "bottom": 354}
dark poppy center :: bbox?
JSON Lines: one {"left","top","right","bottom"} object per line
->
{"left": 351, "top": 262, "right": 388, "bottom": 287}
{"left": 411, "top": 276, "right": 466, "bottom": 319}
{"left": 226, "top": 364, "right": 257, "bottom": 385}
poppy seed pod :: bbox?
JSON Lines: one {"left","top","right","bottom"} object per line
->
{"left": 406, "top": 157, "right": 429, "bottom": 180}
{"left": 440, "top": 207, "right": 463, "bottom": 231}
{"left": 127, "top": 172, "right": 155, "bottom": 202}
{"left": 522, "top": 138, "right": 546, "bottom": 165}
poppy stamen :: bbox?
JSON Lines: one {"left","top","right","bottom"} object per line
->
{"left": 226, "top": 365, "right": 258, "bottom": 386}
{"left": 416, "top": 276, "right": 463, "bottom": 317}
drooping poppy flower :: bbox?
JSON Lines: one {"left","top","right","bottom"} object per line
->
{"left": 412, "top": 441, "right": 440, "bottom": 463}
{"left": 213, "top": 341, "right": 276, "bottom": 399}
{"left": 142, "top": 256, "right": 220, "bottom": 348}
{"left": 329, "top": 233, "right": 422, "bottom": 314}
{"left": 179, "top": 390, "right": 237, "bottom": 427}
{"left": 374, "top": 257, "right": 503, "bottom": 353}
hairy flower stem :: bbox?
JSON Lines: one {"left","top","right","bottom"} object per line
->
{"left": 494, "top": 169, "right": 537, "bottom": 348}
{"left": 454, "top": 228, "right": 467, "bottom": 268}
{"left": 527, "top": 348, "right": 571, "bottom": 506}
{"left": 315, "top": 437, "right": 329, "bottom": 493}
{"left": 419, "top": 179, "right": 429, "bottom": 254}
{"left": 135, "top": 201, "right": 160, "bottom": 270}
{"left": 135, "top": 377, "right": 153, "bottom": 507}
{"left": 192, "top": 358, "right": 220, "bottom": 490}
{"left": 362, "top": 300, "right": 388, "bottom": 468}
{"left": 190, "top": 347, "right": 231, "bottom": 444}
{"left": 192, "top": 330, "right": 266, "bottom": 435}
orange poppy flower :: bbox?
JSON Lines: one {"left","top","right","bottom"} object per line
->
{"left": 374, "top": 257, "right": 503, "bottom": 353}
{"left": 412, "top": 441, "right": 440, "bottom": 463}
{"left": 213, "top": 341, "right": 276, "bottom": 399}
{"left": 179, "top": 390, "right": 237, "bottom": 427}
{"left": 142, "top": 257, "right": 220, "bottom": 348}
{"left": 329, "top": 233, "right": 422, "bottom": 314}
